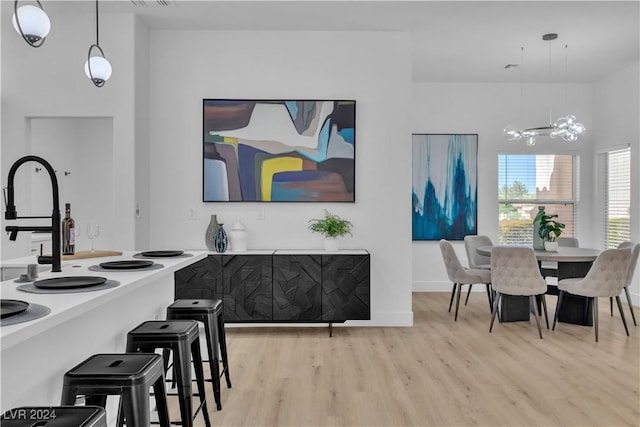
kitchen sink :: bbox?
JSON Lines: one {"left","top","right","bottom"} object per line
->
{"left": 0, "top": 265, "right": 50, "bottom": 281}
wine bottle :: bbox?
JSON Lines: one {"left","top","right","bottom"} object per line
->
{"left": 62, "top": 203, "right": 75, "bottom": 255}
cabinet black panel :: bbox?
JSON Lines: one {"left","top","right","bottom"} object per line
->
{"left": 222, "top": 255, "right": 273, "bottom": 321}
{"left": 322, "top": 255, "right": 370, "bottom": 321}
{"left": 174, "top": 256, "right": 223, "bottom": 300}
{"left": 273, "top": 255, "right": 322, "bottom": 321}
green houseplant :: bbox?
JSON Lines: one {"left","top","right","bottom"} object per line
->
{"left": 534, "top": 208, "right": 565, "bottom": 251}
{"left": 308, "top": 210, "right": 353, "bottom": 251}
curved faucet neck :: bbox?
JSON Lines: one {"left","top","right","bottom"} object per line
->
{"left": 6, "top": 155, "right": 60, "bottom": 217}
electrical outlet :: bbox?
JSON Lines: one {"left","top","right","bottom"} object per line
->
{"left": 257, "top": 207, "right": 265, "bottom": 220}
{"left": 188, "top": 208, "right": 197, "bottom": 220}
{"left": 135, "top": 204, "right": 141, "bottom": 218}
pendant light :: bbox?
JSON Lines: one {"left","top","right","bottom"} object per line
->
{"left": 503, "top": 33, "right": 585, "bottom": 145}
{"left": 84, "top": 0, "right": 112, "bottom": 87}
{"left": 12, "top": 0, "right": 51, "bottom": 48}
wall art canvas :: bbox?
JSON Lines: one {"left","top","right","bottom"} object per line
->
{"left": 203, "top": 99, "right": 355, "bottom": 202}
{"left": 412, "top": 134, "right": 477, "bottom": 240}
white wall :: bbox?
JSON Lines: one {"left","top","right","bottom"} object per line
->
{"left": 593, "top": 61, "right": 640, "bottom": 305}
{"left": 411, "top": 82, "right": 594, "bottom": 291}
{"left": 29, "top": 118, "right": 115, "bottom": 251}
{"left": 147, "top": 30, "right": 413, "bottom": 325}
{"left": 1, "top": 10, "right": 137, "bottom": 259}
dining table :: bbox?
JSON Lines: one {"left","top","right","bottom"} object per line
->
{"left": 476, "top": 245, "right": 602, "bottom": 326}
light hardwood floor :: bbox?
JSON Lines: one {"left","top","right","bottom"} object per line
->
{"left": 186, "top": 292, "right": 639, "bottom": 426}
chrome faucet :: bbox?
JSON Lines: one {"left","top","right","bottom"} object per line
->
{"left": 4, "top": 156, "right": 62, "bottom": 272}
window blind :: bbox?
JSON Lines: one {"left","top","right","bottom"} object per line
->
{"left": 598, "top": 147, "right": 631, "bottom": 249}
{"left": 498, "top": 154, "right": 577, "bottom": 245}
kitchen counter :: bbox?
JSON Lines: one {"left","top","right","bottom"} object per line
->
{"left": 0, "top": 251, "right": 206, "bottom": 414}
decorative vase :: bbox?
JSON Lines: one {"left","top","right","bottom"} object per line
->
{"left": 544, "top": 241, "right": 558, "bottom": 252}
{"left": 229, "top": 221, "right": 248, "bottom": 252}
{"left": 324, "top": 237, "right": 339, "bottom": 252}
{"left": 214, "top": 223, "right": 229, "bottom": 253}
{"left": 205, "top": 215, "right": 219, "bottom": 251}
{"left": 532, "top": 206, "right": 545, "bottom": 250}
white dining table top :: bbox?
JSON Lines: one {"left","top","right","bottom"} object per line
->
{"left": 476, "top": 245, "right": 601, "bottom": 262}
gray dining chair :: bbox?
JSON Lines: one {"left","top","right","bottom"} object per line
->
{"left": 439, "top": 239, "right": 492, "bottom": 321}
{"left": 553, "top": 247, "right": 632, "bottom": 342}
{"left": 489, "top": 247, "right": 548, "bottom": 339}
{"left": 612, "top": 242, "right": 639, "bottom": 326}
{"left": 557, "top": 237, "right": 579, "bottom": 247}
{"left": 463, "top": 235, "right": 493, "bottom": 308}
{"left": 541, "top": 236, "right": 579, "bottom": 278}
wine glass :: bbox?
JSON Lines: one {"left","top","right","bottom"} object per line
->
{"left": 86, "top": 223, "right": 100, "bottom": 253}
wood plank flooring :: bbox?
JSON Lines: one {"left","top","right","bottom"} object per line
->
{"left": 185, "top": 292, "right": 639, "bottom": 426}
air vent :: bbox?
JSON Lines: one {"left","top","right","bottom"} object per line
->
{"left": 130, "top": 0, "right": 173, "bottom": 6}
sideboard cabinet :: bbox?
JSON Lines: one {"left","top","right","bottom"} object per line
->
{"left": 175, "top": 250, "right": 370, "bottom": 323}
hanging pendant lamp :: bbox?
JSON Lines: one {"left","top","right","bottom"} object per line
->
{"left": 84, "top": 0, "right": 112, "bottom": 87}
{"left": 12, "top": 0, "right": 51, "bottom": 48}
{"left": 503, "top": 33, "right": 585, "bottom": 146}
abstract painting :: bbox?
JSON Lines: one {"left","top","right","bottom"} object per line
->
{"left": 412, "top": 134, "right": 477, "bottom": 240}
{"left": 203, "top": 99, "right": 355, "bottom": 202}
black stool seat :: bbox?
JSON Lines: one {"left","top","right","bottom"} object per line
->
{"left": 126, "top": 320, "right": 211, "bottom": 427}
{"left": 0, "top": 406, "right": 106, "bottom": 427}
{"left": 167, "top": 299, "right": 231, "bottom": 411}
{"left": 60, "top": 353, "right": 169, "bottom": 427}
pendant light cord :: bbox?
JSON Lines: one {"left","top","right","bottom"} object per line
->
{"left": 548, "top": 38, "right": 553, "bottom": 126}
{"left": 95, "top": 0, "right": 100, "bottom": 46}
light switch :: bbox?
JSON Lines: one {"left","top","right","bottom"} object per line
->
{"left": 188, "top": 207, "right": 197, "bottom": 220}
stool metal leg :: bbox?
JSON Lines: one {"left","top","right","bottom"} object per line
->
{"left": 173, "top": 341, "right": 194, "bottom": 427}
{"left": 217, "top": 311, "right": 232, "bottom": 388}
{"left": 153, "top": 371, "right": 171, "bottom": 427}
{"left": 122, "top": 386, "right": 150, "bottom": 427}
{"left": 191, "top": 338, "right": 212, "bottom": 427}
{"left": 204, "top": 315, "right": 222, "bottom": 410}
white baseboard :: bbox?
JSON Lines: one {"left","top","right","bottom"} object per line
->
{"left": 225, "top": 310, "right": 414, "bottom": 328}
{"left": 413, "top": 281, "right": 455, "bottom": 292}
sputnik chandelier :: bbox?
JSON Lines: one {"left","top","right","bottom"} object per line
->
{"left": 503, "top": 33, "right": 585, "bottom": 146}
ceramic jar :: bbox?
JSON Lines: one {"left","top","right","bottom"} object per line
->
{"left": 229, "top": 221, "right": 248, "bottom": 252}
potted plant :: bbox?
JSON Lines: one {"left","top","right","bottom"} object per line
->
{"left": 308, "top": 210, "right": 353, "bottom": 251}
{"left": 535, "top": 209, "right": 565, "bottom": 251}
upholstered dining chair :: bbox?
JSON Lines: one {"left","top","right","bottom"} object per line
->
{"left": 612, "top": 242, "right": 639, "bottom": 326}
{"left": 463, "top": 235, "right": 493, "bottom": 308}
{"left": 541, "top": 236, "right": 580, "bottom": 279}
{"left": 557, "top": 237, "right": 579, "bottom": 247}
{"left": 553, "top": 247, "right": 632, "bottom": 342}
{"left": 489, "top": 247, "right": 548, "bottom": 339}
{"left": 439, "top": 239, "right": 492, "bottom": 321}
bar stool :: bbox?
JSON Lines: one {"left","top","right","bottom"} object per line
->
{"left": 60, "top": 353, "right": 169, "bottom": 427}
{"left": 166, "top": 299, "right": 232, "bottom": 411}
{"left": 125, "top": 320, "right": 211, "bottom": 427}
{"left": 0, "top": 406, "right": 106, "bottom": 427}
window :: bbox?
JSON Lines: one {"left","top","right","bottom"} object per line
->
{"left": 498, "top": 154, "right": 577, "bottom": 244}
{"left": 598, "top": 147, "right": 630, "bottom": 249}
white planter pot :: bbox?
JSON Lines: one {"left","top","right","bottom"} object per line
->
{"left": 324, "top": 237, "right": 339, "bottom": 252}
{"left": 544, "top": 241, "right": 558, "bottom": 251}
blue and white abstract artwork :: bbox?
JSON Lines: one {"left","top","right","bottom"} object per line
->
{"left": 412, "top": 134, "right": 477, "bottom": 240}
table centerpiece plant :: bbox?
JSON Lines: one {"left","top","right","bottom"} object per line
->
{"left": 308, "top": 210, "right": 353, "bottom": 251}
{"left": 534, "top": 208, "right": 565, "bottom": 251}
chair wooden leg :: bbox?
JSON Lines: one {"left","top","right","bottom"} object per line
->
{"left": 540, "top": 294, "right": 549, "bottom": 329}
{"left": 552, "top": 291, "right": 564, "bottom": 331}
{"left": 454, "top": 283, "right": 463, "bottom": 321}
{"left": 465, "top": 284, "right": 473, "bottom": 305}
{"left": 616, "top": 296, "right": 630, "bottom": 336}
{"left": 489, "top": 292, "right": 501, "bottom": 333}
{"left": 448, "top": 283, "right": 457, "bottom": 313}
{"left": 594, "top": 297, "right": 599, "bottom": 342}
{"left": 623, "top": 287, "right": 637, "bottom": 326}
{"left": 485, "top": 284, "right": 493, "bottom": 312}
{"left": 530, "top": 296, "right": 543, "bottom": 339}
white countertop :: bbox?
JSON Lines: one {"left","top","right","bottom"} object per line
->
{"left": 0, "top": 251, "right": 207, "bottom": 351}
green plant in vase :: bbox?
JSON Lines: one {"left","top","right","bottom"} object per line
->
{"left": 308, "top": 210, "right": 353, "bottom": 251}
{"left": 534, "top": 209, "right": 565, "bottom": 251}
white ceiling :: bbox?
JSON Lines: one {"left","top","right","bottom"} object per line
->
{"left": 8, "top": 1, "right": 640, "bottom": 83}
